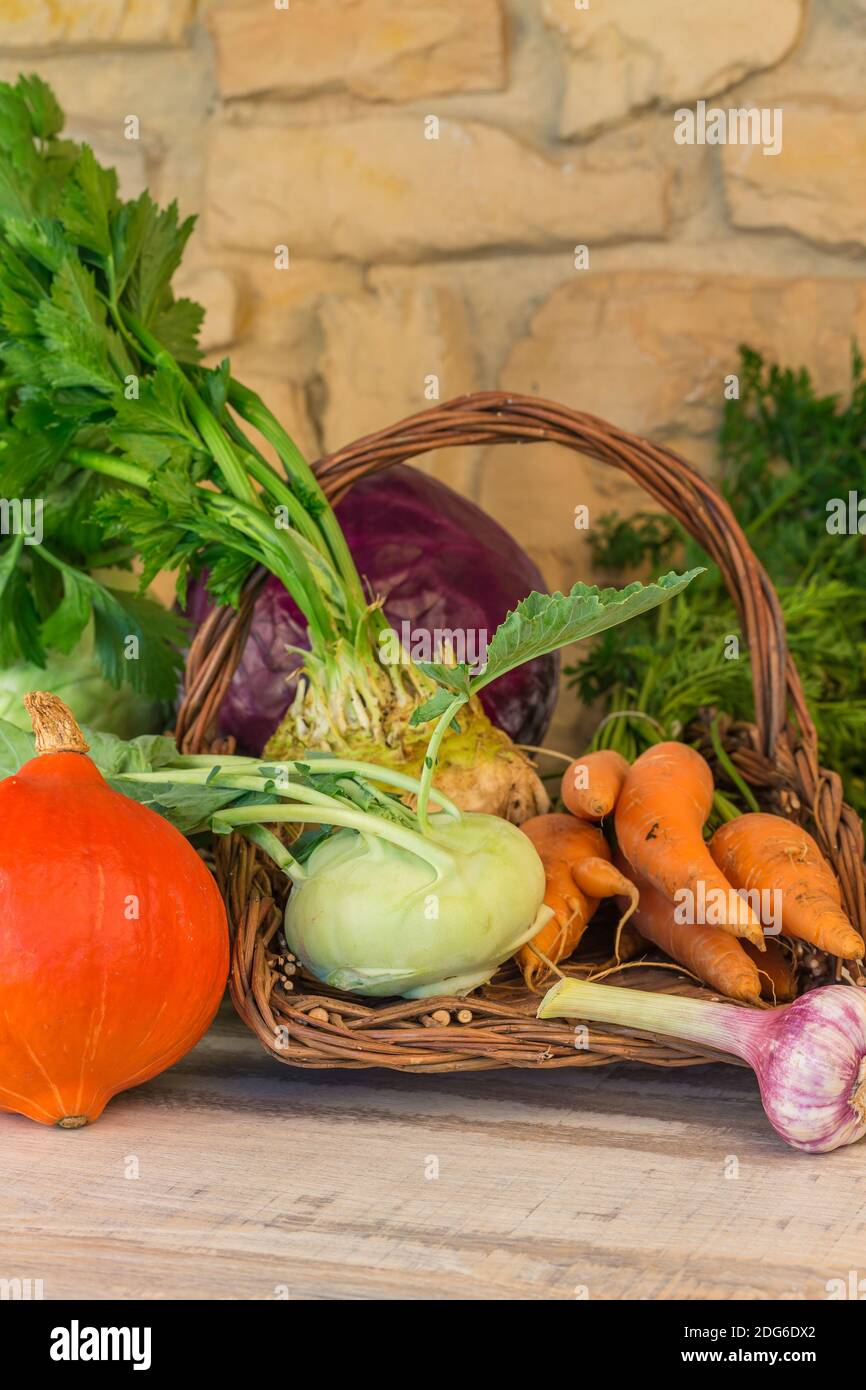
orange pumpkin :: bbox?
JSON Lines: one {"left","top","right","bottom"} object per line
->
{"left": 0, "top": 693, "right": 229, "bottom": 1127}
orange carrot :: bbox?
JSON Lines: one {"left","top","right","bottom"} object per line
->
{"left": 614, "top": 741, "right": 764, "bottom": 948}
{"left": 710, "top": 813, "right": 864, "bottom": 960}
{"left": 561, "top": 750, "right": 629, "bottom": 821}
{"left": 741, "top": 938, "right": 798, "bottom": 1003}
{"left": 614, "top": 853, "right": 762, "bottom": 1004}
{"left": 571, "top": 855, "right": 639, "bottom": 959}
{"left": 517, "top": 814, "right": 635, "bottom": 988}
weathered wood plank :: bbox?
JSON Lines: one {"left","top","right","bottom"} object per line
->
{"left": 1, "top": 1004, "right": 862, "bottom": 1300}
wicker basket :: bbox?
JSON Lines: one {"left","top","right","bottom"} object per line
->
{"left": 174, "top": 391, "right": 866, "bottom": 1072}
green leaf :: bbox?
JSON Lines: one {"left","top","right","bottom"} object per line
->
{"left": 83, "top": 728, "right": 178, "bottom": 777}
{"left": 0, "top": 716, "right": 177, "bottom": 787}
{"left": 0, "top": 534, "right": 43, "bottom": 664}
{"left": 110, "top": 191, "right": 156, "bottom": 299}
{"left": 151, "top": 296, "right": 203, "bottom": 364}
{"left": 0, "top": 712, "right": 245, "bottom": 838}
{"left": 414, "top": 661, "right": 473, "bottom": 698}
{"left": 0, "top": 79, "right": 75, "bottom": 220}
{"left": 93, "top": 585, "right": 187, "bottom": 699}
{"left": 110, "top": 365, "right": 195, "bottom": 445}
{"left": 39, "top": 563, "right": 92, "bottom": 654}
{"left": 414, "top": 571, "right": 703, "bottom": 714}
{"left": 472, "top": 570, "right": 704, "bottom": 693}
{"left": 0, "top": 717, "right": 35, "bottom": 779}
{"left": 15, "top": 74, "right": 64, "bottom": 141}
{"left": 59, "top": 144, "right": 118, "bottom": 258}
{"left": 0, "top": 532, "right": 25, "bottom": 664}
{"left": 113, "top": 779, "right": 274, "bottom": 837}
{"left": 409, "top": 686, "right": 465, "bottom": 729}
{"left": 36, "top": 548, "right": 185, "bottom": 699}
{"left": 125, "top": 198, "right": 196, "bottom": 327}
{"left": 35, "top": 258, "right": 117, "bottom": 392}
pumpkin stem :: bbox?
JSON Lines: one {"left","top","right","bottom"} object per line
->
{"left": 23, "top": 692, "right": 90, "bottom": 756}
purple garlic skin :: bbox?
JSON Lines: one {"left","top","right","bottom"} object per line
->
{"left": 751, "top": 987, "right": 866, "bottom": 1153}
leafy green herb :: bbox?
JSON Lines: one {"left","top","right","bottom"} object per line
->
{"left": 0, "top": 75, "right": 436, "bottom": 750}
{"left": 568, "top": 344, "right": 866, "bottom": 814}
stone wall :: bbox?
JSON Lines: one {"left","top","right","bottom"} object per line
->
{"left": 2, "top": 0, "right": 864, "bottom": 739}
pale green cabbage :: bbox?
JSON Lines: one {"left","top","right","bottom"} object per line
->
{"left": 0, "top": 641, "right": 164, "bottom": 740}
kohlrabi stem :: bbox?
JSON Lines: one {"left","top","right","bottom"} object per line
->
{"left": 416, "top": 694, "right": 469, "bottom": 834}
{"left": 170, "top": 754, "right": 462, "bottom": 819}
{"left": 537, "top": 978, "right": 763, "bottom": 1063}
{"left": 233, "top": 824, "right": 307, "bottom": 882}
{"left": 205, "top": 771, "right": 368, "bottom": 820}
{"left": 120, "top": 768, "right": 349, "bottom": 823}
{"left": 214, "top": 803, "right": 455, "bottom": 876}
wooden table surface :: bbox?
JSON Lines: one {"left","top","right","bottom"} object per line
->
{"left": 2, "top": 1001, "right": 863, "bottom": 1301}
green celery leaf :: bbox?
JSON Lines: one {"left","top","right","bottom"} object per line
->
{"left": 39, "top": 562, "right": 92, "bottom": 653}
{"left": 473, "top": 570, "right": 704, "bottom": 693}
{"left": 125, "top": 198, "right": 196, "bottom": 327}
{"left": 109, "top": 365, "right": 195, "bottom": 445}
{"left": 35, "top": 548, "right": 185, "bottom": 698}
{"left": 15, "top": 74, "right": 64, "bottom": 141}
{"left": 59, "top": 144, "right": 118, "bottom": 259}
{"left": 2, "top": 567, "right": 44, "bottom": 669}
{"left": 35, "top": 258, "right": 118, "bottom": 392}
{"left": 151, "top": 296, "right": 203, "bottom": 364}
{"left": 110, "top": 191, "right": 156, "bottom": 299}
{"left": 0, "top": 414, "right": 77, "bottom": 496}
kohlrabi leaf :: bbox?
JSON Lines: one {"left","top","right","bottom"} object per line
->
{"left": 0, "top": 713, "right": 274, "bottom": 836}
{"left": 83, "top": 728, "right": 179, "bottom": 776}
{"left": 114, "top": 779, "right": 274, "bottom": 837}
{"left": 0, "top": 717, "right": 179, "bottom": 782}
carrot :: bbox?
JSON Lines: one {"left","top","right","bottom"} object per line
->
{"left": 517, "top": 814, "right": 636, "bottom": 988}
{"left": 561, "top": 750, "right": 629, "bottom": 821}
{"left": 740, "top": 938, "right": 798, "bottom": 1003}
{"left": 614, "top": 853, "right": 762, "bottom": 1004}
{"left": 614, "top": 741, "right": 764, "bottom": 949}
{"left": 710, "top": 813, "right": 865, "bottom": 960}
{"left": 571, "top": 855, "right": 639, "bottom": 960}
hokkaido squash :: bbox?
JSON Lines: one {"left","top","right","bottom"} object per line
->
{"left": 0, "top": 693, "right": 229, "bottom": 1127}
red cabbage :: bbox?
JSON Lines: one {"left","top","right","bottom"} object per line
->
{"left": 186, "top": 465, "right": 558, "bottom": 754}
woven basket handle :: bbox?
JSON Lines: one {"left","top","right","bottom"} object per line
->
{"left": 175, "top": 390, "right": 865, "bottom": 936}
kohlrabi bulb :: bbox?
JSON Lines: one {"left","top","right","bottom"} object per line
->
{"left": 284, "top": 812, "right": 549, "bottom": 998}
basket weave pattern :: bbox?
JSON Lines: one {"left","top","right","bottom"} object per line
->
{"left": 176, "top": 392, "right": 866, "bottom": 1071}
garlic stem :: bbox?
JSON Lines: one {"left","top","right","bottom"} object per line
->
{"left": 537, "top": 977, "right": 762, "bottom": 1061}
